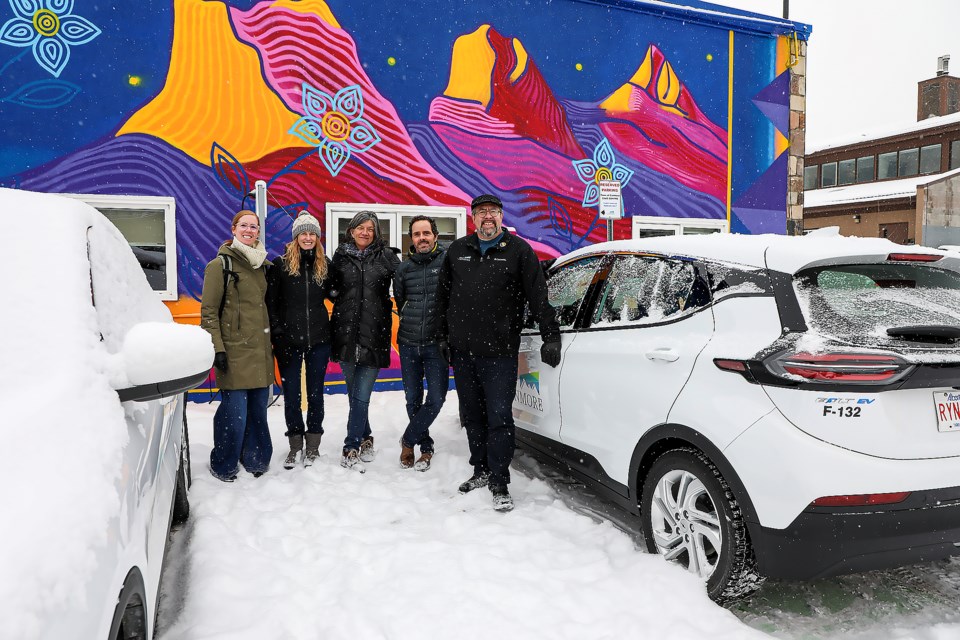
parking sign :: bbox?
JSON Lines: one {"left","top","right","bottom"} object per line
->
{"left": 598, "top": 180, "right": 623, "bottom": 220}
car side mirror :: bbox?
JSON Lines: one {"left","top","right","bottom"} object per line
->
{"left": 116, "top": 322, "right": 214, "bottom": 402}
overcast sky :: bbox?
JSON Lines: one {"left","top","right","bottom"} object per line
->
{"left": 718, "top": 0, "right": 958, "bottom": 149}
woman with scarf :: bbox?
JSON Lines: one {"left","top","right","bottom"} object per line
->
{"left": 200, "top": 211, "right": 275, "bottom": 482}
{"left": 330, "top": 211, "right": 400, "bottom": 472}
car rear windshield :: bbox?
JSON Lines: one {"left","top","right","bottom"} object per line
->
{"left": 794, "top": 263, "right": 960, "bottom": 345}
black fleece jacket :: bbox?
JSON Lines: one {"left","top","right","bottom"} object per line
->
{"left": 437, "top": 230, "right": 559, "bottom": 357}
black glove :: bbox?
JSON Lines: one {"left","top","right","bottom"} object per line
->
{"left": 540, "top": 340, "right": 562, "bottom": 368}
{"left": 213, "top": 351, "right": 228, "bottom": 373}
{"left": 437, "top": 340, "right": 451, "bottom": 366}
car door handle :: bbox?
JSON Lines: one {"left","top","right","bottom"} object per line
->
{"left": 645, "top": 348, "right": 679, "bottom": 362}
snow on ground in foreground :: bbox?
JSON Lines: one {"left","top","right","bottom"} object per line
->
{"left": 157, "top": 391, "right": 763, "bottom": 640}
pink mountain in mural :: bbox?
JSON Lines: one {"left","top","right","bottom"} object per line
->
{"left": 419, "top": 26, "right": 728, "bottom": 254}
{"left": 599, "top": 45, "right": 728, "bottom": 201}
{"left": 230, "top": 2, "right": 468, "bottom": 206}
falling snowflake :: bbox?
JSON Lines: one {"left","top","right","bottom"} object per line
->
{"left": 288, "top": 82, "right": 381, "bottom": 178}
{"left": 571, "top": 138, "right": 634, "bottom": 207}
{"left": 0, "top": 0, "right": 101, "bottom": 77}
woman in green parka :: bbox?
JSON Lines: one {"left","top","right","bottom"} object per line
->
{"left": 200, "top": 211, "right": 275, "bottom": 482}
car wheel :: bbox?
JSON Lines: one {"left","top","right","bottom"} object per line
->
{"left": 172, "top": 403, "right": 190, "bottom": 526}
{"left": 640, "top": 448, "right": 763, "bottom": 603}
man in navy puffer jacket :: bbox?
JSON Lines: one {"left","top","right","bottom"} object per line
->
{"left": 392, "top": 215, "right": 448, "bottom": 471}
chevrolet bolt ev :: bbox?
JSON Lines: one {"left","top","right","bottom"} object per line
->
{"left": 513, "top": 234, "right": 960, "bottom": 602}
{"left": 3, "top": 189, "right": 212, "bottom": 640}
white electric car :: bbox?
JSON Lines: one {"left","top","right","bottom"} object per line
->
{"left": 514, "top": 233, "right": 960, "bottom": 602}
{"left": 1, "top": 189, "right": 212, "bottom": 639}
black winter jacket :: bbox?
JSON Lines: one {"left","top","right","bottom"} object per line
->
{"left": 393, "top": 244, "right": 445, "bottom": 347}
{"left": 265, "top": 250, "right": 335, "bottom": 349}
{"left": 437, "top": 230, "right": 559, "bottom": 357}
{"left": 330, "top": 240, "right": 400, "bottom": 368}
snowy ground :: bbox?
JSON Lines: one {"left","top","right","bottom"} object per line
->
{"left": 157, "top": 391, "right": 960, "bottom": 640}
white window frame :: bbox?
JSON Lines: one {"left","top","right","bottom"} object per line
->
{"left": 62, "top": 193, "right": 178, "bottom": 300}
{"left": 325, "top": 202, "right": 468, "bottom": 255}
{"left": 632, "top": 215, "right": 728, "bottom": 239}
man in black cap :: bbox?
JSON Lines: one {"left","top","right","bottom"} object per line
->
{"left": 436, "top": 193, "right": 561, "bottom": 511}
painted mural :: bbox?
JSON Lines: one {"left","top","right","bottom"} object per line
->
{"left": 0, "top": 0, "right": 808, "bottom": 310}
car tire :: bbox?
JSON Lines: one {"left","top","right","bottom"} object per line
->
{"left": 172, "top": 403, "right": 190, "bottom": 526}
{"left": 640, "top": 448, "right": 763, "bottom": 603}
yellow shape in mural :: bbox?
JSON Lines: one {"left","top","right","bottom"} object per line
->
{"left": 444, "top": 25, "right": 496, "bottom": 107}
{"left": 509, "top": 39, "right": 528, "bottom": 83}
{"left": 600, "top": 47, "right": 652, "bottom": 111}
{"left": 775, "top": 127, "right": 789, "bottom": 158}
{"left": 117, "top": 0, "right": 298, "bottom": 164}
{"left": 271, "top": 0, "right": 339, "bottom": 28}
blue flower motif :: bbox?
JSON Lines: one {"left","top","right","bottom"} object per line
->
{"left": 288, "top": 82, "right": 381, "bottom": 178}
{"left": 0, "top": 0, "right": 101, "bottom": 78}
{"left": 571, "top": 138, "right": 635, "bottom": 207}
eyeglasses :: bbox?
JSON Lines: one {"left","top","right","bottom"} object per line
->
{"left": 237, "top": 223, "right": 260, "bottom": 231}
{"left": 473, "top": 207, "right": 501, "bottom": 218}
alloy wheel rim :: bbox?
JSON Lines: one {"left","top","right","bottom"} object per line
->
{"left": 649, "top": 468, "right": 723, "bottom": 580}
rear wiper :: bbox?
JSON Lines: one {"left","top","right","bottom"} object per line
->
{"left": 886, "top": 325, "right": 960, "bottom": 344}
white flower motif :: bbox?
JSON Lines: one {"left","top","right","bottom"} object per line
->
{"left": 288, "top": 83, "right": 381, "bottom": 177}
{"left": 0, "top": 0, "right": 101, "bottom": 77}
{"left": 572, "top": 138, "right": 635, "bottom": 207}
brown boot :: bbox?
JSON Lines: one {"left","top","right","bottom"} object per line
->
{"left": 399, "top": 440, "right": 415, "bottom": 469}
{"left": 414, "top": 451, "right": 433, "bottom": 472}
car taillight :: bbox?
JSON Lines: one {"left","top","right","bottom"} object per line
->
{"left": 811, "top": 492, "right": 910, "bottom": 507}
{"left": 887, "top": 253, "right": 942, "bottom": 262}
{"left": 766, "top": 351, "right": 913, "bottom": 385}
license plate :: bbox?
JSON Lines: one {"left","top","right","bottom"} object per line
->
{"left": 934, "top": 392, "right": 960, "bottom": 432}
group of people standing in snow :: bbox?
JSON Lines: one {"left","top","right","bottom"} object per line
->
{"left": 198, "top": 194, "right": 560, "bottom": 511}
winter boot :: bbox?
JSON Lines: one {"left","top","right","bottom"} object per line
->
{"left": 340, "top": 449, "right": 365, "bottom": 473}
{"left": 304, "top": 433, "right": 322, "bottom": 467}
{"left": 458, "top": 470, "right": 490, "bottom": 493}
{"left": 414, "top": 452, "right": 433, "bottom": 472}
{"left": 399, "top": 440, "right": 415, "bottom": 469}
{"left": 359, "top": 436, "right": 376, "bottom": 463}
{"left": 491, "top": 485, "right": 514, "bottom": 512}
{"left": 283, "top": 435, "right": 304, "bottom": 470}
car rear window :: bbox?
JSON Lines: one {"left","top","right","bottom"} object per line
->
{"left": 794, "top": 263, "right": 960, "bottom": 343}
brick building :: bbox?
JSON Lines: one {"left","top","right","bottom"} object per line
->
{"left": 803, "top": 56, "right": 960, "bottom": 246}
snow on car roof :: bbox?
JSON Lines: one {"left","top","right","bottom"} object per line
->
{"left": 557, "top": 229, "right": 950, "bottom": 274}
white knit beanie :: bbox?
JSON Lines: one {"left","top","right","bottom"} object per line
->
{"left": 291, "top": 211, "right": 322, "bottom": 239}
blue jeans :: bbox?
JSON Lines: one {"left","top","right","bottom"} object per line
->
{"left": 211, "top": 387, "right": 272, "bottom": 478}
{"left": 399, "top": 343, "right": 448, "bottom": 452}
{"left": 340, "top": 362, "right": 378, "bottom": 451}
{"left": 276, "top": 343, "right": 331, "bottom": 436}
{"left": 450, "top": 349, "right": 518, "bottom": 487}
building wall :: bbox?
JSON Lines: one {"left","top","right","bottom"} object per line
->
{"left": 788, "top": 38, "right": 807, "bottom": 235}
{"left": 0, "top": 0, "right": 802, "bottom": 302}
{"left": 805, "top": 202, "right": 919, "bottom": 243}
{"left": 922, "top": 172, "right": 960, "bottom": 246}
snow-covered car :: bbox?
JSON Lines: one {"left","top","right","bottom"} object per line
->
{"left": 514, "top": 233, "right": 960, "bottom": 602}
{"left": 0, "top": 189, "right": 213, "bottom": 639}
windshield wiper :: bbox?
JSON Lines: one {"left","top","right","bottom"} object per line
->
{"left": 886, "top": 325, "right": 960, "bottom": 344}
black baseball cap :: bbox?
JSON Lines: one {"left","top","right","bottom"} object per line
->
{"left": 470, "top": 194, "right": 503, "bottom": 210}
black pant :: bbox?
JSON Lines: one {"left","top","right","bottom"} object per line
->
{"left": 451, "top": 348, "right": 518, "bottom": 487}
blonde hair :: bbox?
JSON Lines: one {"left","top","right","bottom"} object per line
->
{"left": 283, "top": 239, "right": 328, "bottom": 284}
